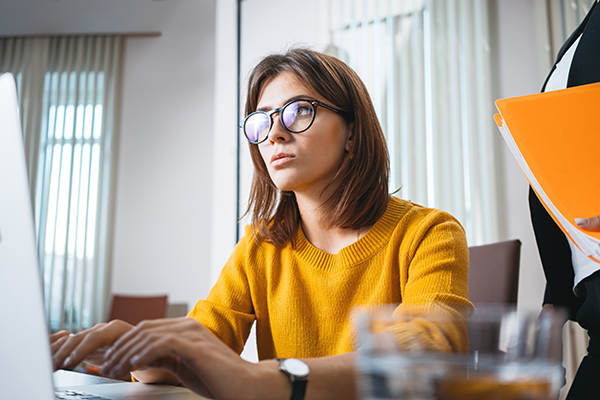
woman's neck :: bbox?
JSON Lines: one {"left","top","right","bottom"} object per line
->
{"left": 295, "top": 191, "right": 369, "bottom": 255}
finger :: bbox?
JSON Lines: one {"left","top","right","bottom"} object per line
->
{"left": 81, "top": 345, "right": 112, "bottom": 368}
{"left": 105, "top": 333, "right": 167, "bottom": 378}
{"left": 51, "top": 336, "right": 107, "bottom": 368}
{"left": 52, "top": 331, "right": 91, "bottom": 371}
{"left": 124, "top": 321, "right": 232, "bottom": 379}
{"left": 70, "top": 321, "right": 133, "bottom": 367}
{"left": 126, "top": 333, "right": 191, "bottom": 375}
{"left": 59, "top": 326, "right": 108, "bottom": 369}
{"left": 106, "top": 318, "right": 190, "bottom": 358}
{"left": 101, "top": 319, "right": 192, "bottom": 375}
{"left": 102, "top": 319, "right": 209, "bottom": 379}
{"left": 50, "top": 332, "right": 72, "bottom": 356}
{"left": 50, "top": 330, "right": 71, "bottom": 345}
{"left": 575, "top": 215, "right": 600, "bottom": 232}
{"left": 60, "top": 321, "right": 131, "bottom": 370}
{"left": 101, "top": 327, "right": 159, "bottom": 376}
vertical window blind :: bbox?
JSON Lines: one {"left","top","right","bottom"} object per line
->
{"left": 546, "top": 0, "right": 595, "bottom": 60}
{"left": 0, "top": 36, "right": 121, "bottom": 332}
{"left": 322, "top": 0, "right": 499, "bottom": 245}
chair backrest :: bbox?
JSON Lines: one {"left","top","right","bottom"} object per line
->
{"left": 108, "top": 294, "right": 168, "bottom": 326}
{"left": 468, "top": 239, "right": 521, "bottom": 304}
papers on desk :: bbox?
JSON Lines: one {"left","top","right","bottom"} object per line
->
{"left": 494, "top": 81, "right": 600, "bottom": 264}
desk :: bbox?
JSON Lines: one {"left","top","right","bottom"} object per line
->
{"left": 53, "top": 370, "right": 209, "bottom": 399}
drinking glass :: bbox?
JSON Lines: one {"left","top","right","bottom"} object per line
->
{"left": 354, "top": 305, "right": 565, "bottom": 400}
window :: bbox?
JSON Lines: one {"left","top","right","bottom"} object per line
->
{"left": 1, "top": 36, "right": 121, "bottom": 332}
{"left": 40, "top": 71, "right": 106, "bottom": 331}
{"left": 322, "top": 0, "right": 499, "bottom": 244}
{"left": 545, "top": 0, "right": 595, "bottom": 62}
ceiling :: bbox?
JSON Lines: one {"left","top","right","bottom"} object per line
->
{"left": 0, "top": 0, "right": 212, "bottom": 37}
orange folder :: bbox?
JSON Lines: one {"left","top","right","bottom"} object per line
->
{"left": 494, "top": 82, "right": 600, "bottom": 263}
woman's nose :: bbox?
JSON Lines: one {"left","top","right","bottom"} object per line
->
{"left": 267, "top": 112, "right": 290, "bottom": 143}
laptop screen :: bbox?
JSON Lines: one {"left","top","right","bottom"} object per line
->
{"left": 0, "top": 72, "right": 55, "bottom": 399}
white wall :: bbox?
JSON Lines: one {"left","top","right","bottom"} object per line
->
{"left": 111, "top": 2, "right": 217, "bottom": 313}
{"left": 209, "top": 0, "right": 238, "bottom": 293}
{"left": 490, "top": 0, "right": 550, "bottom": 312}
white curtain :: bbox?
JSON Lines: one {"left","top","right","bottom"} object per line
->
{"left": 0, "top": 38, "right": 50, "bottom": 206}
{"left": 0, "top": 36, "right": 122, "bottom": 332}
{"left": 323, "top": 0, "right": 499, "bottom": 245}
{"left": 545, "top": 0, "right": 595, "bottom": 61}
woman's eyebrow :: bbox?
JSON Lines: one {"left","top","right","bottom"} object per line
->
{"left": 256, "top": 94, "right": 314, "bottom": 112}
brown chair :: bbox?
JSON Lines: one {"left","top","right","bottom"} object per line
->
{"left": 108, "top": 294, "right": 168, "bottom": 326}
{"left": 468, "top": 239, "right": 521, "bottom": 304}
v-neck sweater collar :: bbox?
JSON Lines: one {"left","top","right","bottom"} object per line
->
{"left": 292, "top": 196, "right": 405, "bottom": 272}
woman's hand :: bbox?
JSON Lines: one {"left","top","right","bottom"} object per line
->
{"left": 575, "top": 216, "right": 600, "bottom": 232}
{"left": 53, "top": 317, "right": 359, "bottom": 400}
{"left": 99, "top": 318, "right": 266, "bottom": 400}
{"left": 50, "top": 319, "right": 134, "bottom": 372}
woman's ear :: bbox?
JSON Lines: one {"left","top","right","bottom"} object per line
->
{"left": 345, "top": 123, "right": 355, "bottom": 152}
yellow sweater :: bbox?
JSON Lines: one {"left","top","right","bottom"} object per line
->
{"left": 188, "top": 196, "right": 472, "bottom": 359}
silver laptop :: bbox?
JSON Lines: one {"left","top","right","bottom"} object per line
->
{"left": 0, "top": 72, "right": 206, "bottom": 400}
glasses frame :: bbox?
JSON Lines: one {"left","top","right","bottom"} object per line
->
{"left": 240, "top": 98, "right": 348, "bottom": 144}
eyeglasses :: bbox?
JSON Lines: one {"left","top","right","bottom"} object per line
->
{"left": 240, "top": 98, "right": 348, "bottom": 144}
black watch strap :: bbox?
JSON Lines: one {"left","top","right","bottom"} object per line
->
{"left": 275, "top": 358, "right": 309, "bottom": 400}
{"left": 289, "top": 376, "right": 307, "bottom": 400}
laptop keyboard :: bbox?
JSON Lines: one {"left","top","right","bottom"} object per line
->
{"left": 55, "top": 390, "right": 113, "bottom": 400}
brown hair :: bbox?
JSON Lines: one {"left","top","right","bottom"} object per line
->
{"left": 244, "top": 48, "right": 390, "bottom": 246}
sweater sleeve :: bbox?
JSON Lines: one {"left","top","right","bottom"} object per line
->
{"left": 389, "top": 209, "right": 472, "bottom": 353}
{"left": 187, "top": 232, "right": 256, "bottom": 354}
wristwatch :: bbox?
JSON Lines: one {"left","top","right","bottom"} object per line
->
{"left": 275, "top": 358, "right": 309, "bottom": 400}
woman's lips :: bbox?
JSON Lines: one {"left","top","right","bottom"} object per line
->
{"left": 270, "top": 152, "right": 295, "bottom": 167}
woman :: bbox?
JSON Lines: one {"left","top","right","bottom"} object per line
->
{"left": 530, "top": 1, "right": 600, "bottom": 398}
{"left": 51, "top": 48, "right": 471, "bottom": 400}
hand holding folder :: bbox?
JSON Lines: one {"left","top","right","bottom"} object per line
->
{"left": 494, "top": 81, "right": 600, "bottom": 263}
{"left": 576, "top": 216, "right": 600, "bottom": 232}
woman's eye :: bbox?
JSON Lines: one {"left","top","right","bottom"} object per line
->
{"left": 295, "top": 106, "right": 310, "bottom": 115}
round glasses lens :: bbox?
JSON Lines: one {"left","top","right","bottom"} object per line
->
{"left": 282, "top": 100, "right": 314, "bottom": 132}
{"left": 244, "top": 112, "right": 270, "bottom": 143}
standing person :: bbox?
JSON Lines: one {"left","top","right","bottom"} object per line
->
{"left": 529, "top": 1, "right": 600, "bottom": 398}
{"left": 50, "top": 48, "right": 472, "bottom": 400}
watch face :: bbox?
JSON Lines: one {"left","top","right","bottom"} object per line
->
{"left": 282, "top": 358, "right": 309, "bottom": 377}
